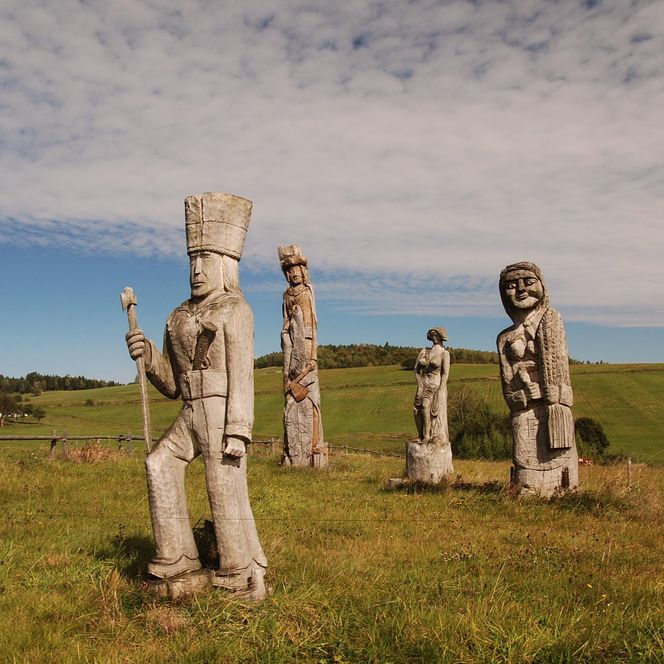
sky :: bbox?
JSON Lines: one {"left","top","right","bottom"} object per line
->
{"left": 1, "top": 0, "right": 663, "bottom": 383}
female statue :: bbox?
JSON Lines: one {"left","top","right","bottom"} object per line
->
{"left": 497, "top": 262, "right": 578, "bottom": 497}
{"left": 414, "top": 327, "right": 450, "bottom": 443}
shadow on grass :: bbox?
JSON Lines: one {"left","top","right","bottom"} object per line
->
{"left": 550, "top": 486, "right": 632, "bottom": 515}
{"left": 383, "top": 477, "right": 506, "bottom": 496}
{"left": 94, "top": 520, "right": 222, "bottom": 580}
{"left": 94, "top": 533, "right": 154, "bottom": 580}
{"left": 451, "top": 479, "right": 507, "bottom": 495}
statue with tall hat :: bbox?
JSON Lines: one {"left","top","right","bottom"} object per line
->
{"left": 277, "top": 244, "right": 326, "bottom": 468}
{"left": 125, "top": 192, "right": 267, "bottom": 599}
{"left": 497, "top": 261, "right": 578, "bottom": 497}
{"left": 406, "top": 327, "right": 454, "bottom": 483}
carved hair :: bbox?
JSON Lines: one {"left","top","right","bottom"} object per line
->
{"left": 499, "top": 261, "right": 549, "bottom": 321}
{"left": 427, "top": 327, "right": 448, "bottom": 343}
{"left": 222, "top": 254, "right": 242, "bottom": 294}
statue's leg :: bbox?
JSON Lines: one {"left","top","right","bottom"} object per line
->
{"left": 206, "top": 453, "right": 266, "bottom": 577}
{"left": 421, "top": 398, "right": 432, "bottom": 441}
{"left": 144, "top": 407, "right": 201, "bottom": 578}
{"left": 414, "top": 402, "right": 424, "bottom": 440}
{"left": 192, "top": 398, "right": 254, "bottom": 577}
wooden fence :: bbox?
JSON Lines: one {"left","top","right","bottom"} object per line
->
{"left": 0, "top": 435, "right": 402, "bottom": 460}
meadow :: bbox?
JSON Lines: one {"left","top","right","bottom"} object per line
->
{"left": 1, "top": 363, "right": 663, "bottom": 662}
{"left": 6, "top": 362, "right": 664, "bottom": 462}
{"left": 0, "top": 445, "right": 662, "bottom": 662}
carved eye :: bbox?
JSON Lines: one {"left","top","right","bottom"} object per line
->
{"left": 506, "top": 283, "right": 516, "bottom": 290}
{"left": 525, "top": 278, "right": 537, "bottom": 286}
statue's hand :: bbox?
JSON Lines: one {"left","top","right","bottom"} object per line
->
{"left": 526, "top": 382, "right": 542, "bottom": 400}
{"left": 224, "top": 435, "right": 246, "bottom": 458}
{"left": 303, "top": 359, "right": 317, "bottom": 373}
{"left": 126, "top": 329, "right": 147, "bottom": 361}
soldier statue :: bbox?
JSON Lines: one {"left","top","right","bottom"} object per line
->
{"left": 125, "top": 192, "right": 267, "bottom": 599}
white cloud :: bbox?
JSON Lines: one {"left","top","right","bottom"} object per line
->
{"left": 1, "top": 0, "right": 663, "bottom": 324}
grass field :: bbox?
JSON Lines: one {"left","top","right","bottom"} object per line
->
{"left": 0, "top": 444, "right": 662, "bottom": 662}
{"left": 4, "top": 363, "right": 663, "bottom": 462}
{"left": 1, "top": 365, "right": 663, "bottom": 661}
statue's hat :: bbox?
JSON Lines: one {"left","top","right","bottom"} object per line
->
{"left": 185, "top": 192, "right": 252, "bottom": 260}
{"left": 277, "top": 244, "right": 308, "bottom": 271}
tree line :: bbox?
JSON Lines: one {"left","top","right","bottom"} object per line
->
{"left": 0, "top": 372, "right": 121, "bottom": 395}
{"left": 255, "top": 343, "right": 499, "bottom": 370}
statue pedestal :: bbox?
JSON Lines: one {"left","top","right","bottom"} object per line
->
{"left": 312, "top": 445, "right": 328, "bottom": 468}
{"left": 406, "top": 439, "right": 454, "bottom": 484}
{"left": 146, "top": 569, "right": 212, "bottom": 600}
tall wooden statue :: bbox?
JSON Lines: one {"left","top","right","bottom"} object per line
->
{"left": 497, "top": 261, "right": 578, "bottom": 497}
{"left": 278, "top": 244, "right": 326, "bottom": 468}
{"left": 125, "top": 192, "right": 267, "bottom": 599}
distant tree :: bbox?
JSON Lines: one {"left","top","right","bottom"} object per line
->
{"left": 0, "top": 372, "right": 121, "bottom": 393}
{"left": 575, "top": 417, "right": 610, "bottom": 458}
{"left": 0, "top": 392, "right": 21, "bottom": 427}
{"left": 256, "top": 344, "right": 500, "bottom": 370}
{"left": 32, "top": 406, "right": 46, "bottom": 422}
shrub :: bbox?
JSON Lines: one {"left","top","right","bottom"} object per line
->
{"left": 575, "top": 416, "right": 610, "bottom": 459}
{"left": 449, "top": 387, "right": 511, "bottom": 460}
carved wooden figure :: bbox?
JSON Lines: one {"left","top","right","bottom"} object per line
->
{"left": 277, "top": 244, "right": 326, "bottom": 468}
{"left": 407, "top": 327, "right": 454, "bottom": 483}
{"left": 125, "top": 193, "right": 267, "bottom": 600}
{"left": 497, "top": 261, "right": 578, "bottom": 497}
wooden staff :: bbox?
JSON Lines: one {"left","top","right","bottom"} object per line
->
{"left": 120, "top": 287, "right": 152, "bottom": 453}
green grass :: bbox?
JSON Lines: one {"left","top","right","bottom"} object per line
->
{"left": 4, "top": 363, "right": 664, "bottom": 462}
{"left": 0, "top": 445, "right": 662, "bottom": 662}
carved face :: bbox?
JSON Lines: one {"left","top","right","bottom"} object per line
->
{"left": 190, "top": 251, "right": 224, "bottom": 299}
{"left": 427, "top": 329, "right": 441, "bottom": 344}
{"left": 503, "top": 270, "right": 544, "bottom": 311}
{"left": 286, "top": 265, "right": 304, "bottom": 286}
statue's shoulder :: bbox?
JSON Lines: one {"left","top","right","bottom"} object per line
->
{"left": 207, "top": 292, "right": 253, "bottom": 320}
{"left": 496, "top": 323, "right": 517, "bottom": 349}
{"left": 166, "top": 300, "right": 191, "bottom": 324}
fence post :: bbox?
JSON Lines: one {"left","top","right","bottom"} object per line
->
{"left": 61, "top": 431, "right": 68, "bottom": 460}
{"left": 270, "top": 437, "right": 275, "bottom": 456}
{"left": 627, "top": 456, "right": 632, "bottom": 489}
{"left": 48, "top": 430, "right": 58, "bottom": 461}
{"left": 127, "top": 433, "right": 133, "bottom": 455}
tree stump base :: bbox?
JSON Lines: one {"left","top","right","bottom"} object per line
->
{"left": 406, "top": 439, "right": 454, "bottom": 484}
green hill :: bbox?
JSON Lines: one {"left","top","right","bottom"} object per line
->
{"left": 3, "top": 363, "right": 663, "bottom": 463}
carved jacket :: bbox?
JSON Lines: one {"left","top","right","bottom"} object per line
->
{"left": 497, "top": 306, "right": 574, "bottom": 448}
{"left": 145, "top": 291, "right": 254, "bottom": 443}
{"left": 497, "top": 306, "right": 573, "bottom": 412}
{"left": 282, "top": 284, "right": 318, "bottom": 363}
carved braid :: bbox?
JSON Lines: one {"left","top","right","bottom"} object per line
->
{"left": 538, "top": 308, "right": 570, "bottom": 399}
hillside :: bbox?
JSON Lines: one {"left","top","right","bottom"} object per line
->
{"left": 2, "top": 363, "right": 663, "bottom": 463}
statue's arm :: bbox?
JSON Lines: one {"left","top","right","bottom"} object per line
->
{"left": 301, "top": 287, "right": 318, "bottom": 374}
{"left": 440, "top": 349, "right": 450, "bottom": 387}
{"left": 224, "top": 298, "right": 254, "bottom": 445}
{"left": 497, "top": 333, "right": 527, "bottom": 411}
{"left": 144, "top": 326, "right": 180, "bottom": 399}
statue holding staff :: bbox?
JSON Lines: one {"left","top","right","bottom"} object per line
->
{"left": 125, "top": 192, "right": 267, "bottom": 599}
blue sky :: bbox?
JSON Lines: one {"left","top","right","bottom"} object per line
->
{"left": 1, "top": 0, "right": 663, "bottom": 382}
